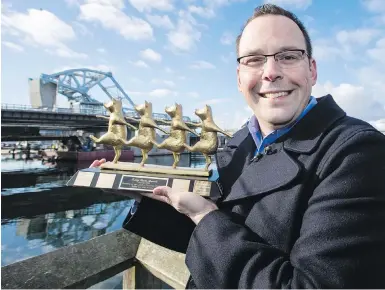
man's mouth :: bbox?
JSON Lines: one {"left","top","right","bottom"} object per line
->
{"left": 259, "top": 90, "right": 293, "bottom": 99}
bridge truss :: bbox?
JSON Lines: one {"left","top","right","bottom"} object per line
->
{"left": 40, "top": 68, "right": 175, "bottom": 120}
{"left": 40, "top": 69, "right": 134, "bottom": 106}
{"left": 42, "top": 69, "right": 133, "bottom": 105}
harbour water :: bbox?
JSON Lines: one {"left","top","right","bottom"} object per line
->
{"left": 1, "top": 153, "right": 208, "bottom": 288}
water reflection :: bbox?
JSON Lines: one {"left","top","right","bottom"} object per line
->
{"left": 1, "top": 199, "right": 134, "bottom": 266}
{"left": 1, "top": 153, "right": 209, "bottom": 269}
{"left": 1, "top": 155, "right": 55, "bottom": 172}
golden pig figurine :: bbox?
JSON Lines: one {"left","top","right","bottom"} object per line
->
{"left": 89, "top": 98, "right": 138, "bottom": 163}
{"left": 184, "top": 105, "right": 233, "bottom": 170}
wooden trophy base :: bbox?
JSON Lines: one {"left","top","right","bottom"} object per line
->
{"left": 100, "top": 161, "right": 210, "bottom": 177}
{"left": 66, "top": 162, "right": 223, "bottom": 201}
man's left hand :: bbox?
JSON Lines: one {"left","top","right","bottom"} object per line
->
{"left": 144, "top": 186, "right": 218, "bottom": 225}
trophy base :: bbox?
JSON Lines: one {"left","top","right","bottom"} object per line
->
{"left": 100, "top": 161, "right": 210, "bottom": 177}
{"left": 67, "top": 165, "right": 222, "bottom": 201}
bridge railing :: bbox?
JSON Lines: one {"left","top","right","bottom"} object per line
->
{"left": 1, "top": 229, "right": 189, "bottom": 289}
{"left": 1, "top": 103, "right": 41, "bottom": 111}
{"left": 1, "top": 103, "right": 200, "bottom": 124}
{"left": 1, "top": 103, "right": 109, "bottom": 115}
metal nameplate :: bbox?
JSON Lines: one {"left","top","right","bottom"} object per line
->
{"left": 118, "top": 175, "right": 169, "bottom": 192}
{"left": 193, "top": 180, "right": 211, "bottom": 196}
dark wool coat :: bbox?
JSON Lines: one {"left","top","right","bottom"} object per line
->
{"left": 123, "top": 95, "right": 385, "bottom": 288}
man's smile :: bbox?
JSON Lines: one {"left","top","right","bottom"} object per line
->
{"left": 258, "top": 90, "right": 294, "bottom": 99}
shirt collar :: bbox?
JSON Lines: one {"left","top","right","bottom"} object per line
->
{"left": 247, "top": 96, "right": 318, "bottom": 153}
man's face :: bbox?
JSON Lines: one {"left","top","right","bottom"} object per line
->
{"left": 237, "top": 15, "right": 317, "bottom": 131}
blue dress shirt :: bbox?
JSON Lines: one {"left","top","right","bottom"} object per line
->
{"left": 247, "top": 96, "right": 318, "bottom": 155}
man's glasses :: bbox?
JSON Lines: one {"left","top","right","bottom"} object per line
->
{"left": 237, "top": 49, "right": 309, "bottom": 71}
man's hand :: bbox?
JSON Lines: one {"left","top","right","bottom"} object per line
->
{"left": 147, "top": 186, "right": 218, "bottom": 225}
{"left": 89, "top": 159, "right": 142, "bottom": 202}
{"left": 90, "top": 158, "right": 106, "bottom": 168}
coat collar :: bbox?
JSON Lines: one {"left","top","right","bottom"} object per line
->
{"left": 224, "top": 95, "right": 346, "bottom": 154}
{"left": 283, "top": 94, "right": 346, "bottom": 153}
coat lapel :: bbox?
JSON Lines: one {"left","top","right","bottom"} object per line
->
{"left": 283, "top": 95, "right": 346, "bottom": 154}
{"left": 216, "top": 126, "right": 253, "bottom": 168}
{"left": 223, "top": 144, "right": 301, "bottom": 202}
{"left": 215, "top": 127, "right": 255, "bottom": 197}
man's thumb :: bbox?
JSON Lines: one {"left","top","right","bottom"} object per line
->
{"left": 153, "top": 186, "right": 171, "bottom": 197}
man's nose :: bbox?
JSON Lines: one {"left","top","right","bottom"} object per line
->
{"left": 261, "top": 57, "right": 283, "bottom": 82}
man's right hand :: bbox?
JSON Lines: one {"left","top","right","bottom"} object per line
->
{"left": 89, "top": 159, "right": 142, "bottom": 202}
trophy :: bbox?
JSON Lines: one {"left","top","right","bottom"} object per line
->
{"left": 67, "top": 98, "right": 232, "bottom": 200}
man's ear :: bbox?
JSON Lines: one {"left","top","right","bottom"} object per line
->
{"left": 310, "top": 58, "right": 317, "bottom": 86}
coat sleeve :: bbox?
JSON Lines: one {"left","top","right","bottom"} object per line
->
{"left": 185, "top": 130, "right": 385, "bottom": 288}
{"left": 122, "top": 196, "right": 196, "bottom": 253}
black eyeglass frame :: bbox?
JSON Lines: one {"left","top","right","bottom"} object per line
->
{"left": 236, "top": 49, "right": 309, "bottom": 64}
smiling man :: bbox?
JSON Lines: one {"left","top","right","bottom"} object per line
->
{"left": 93, "top": 3, "right": 385, "bottom": 289}
{"left": 236, "top": 11, "right": 317, "bottom": 137}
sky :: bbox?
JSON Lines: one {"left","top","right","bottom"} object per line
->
{"left": 1, "top": 0, "right": 385, "bottom": 131}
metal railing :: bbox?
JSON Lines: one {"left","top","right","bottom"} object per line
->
{"left": 1, "top": 103, "right": 39, "bottom": 111}
{"left": 1, "top": 103, "right": 200, "bottom": 123}
{"left": 1, "top": 229, "right": 188, "bottom": 289}
{"left": 1, "top": 103, "right": 109, "bottom": 116}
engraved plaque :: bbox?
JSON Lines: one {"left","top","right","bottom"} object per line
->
{"left": 193, "top": 180, "right": 211, "bottom": 196}
{"left": 171, "top": 179, "right": 190, "bottom": 192}
{"left": 96, "top": 173, "right": 116, "bottom": 188}
{"left": 119, "top": 175, "right": 169, "bottom": 192}
{"left": 74, "top": 172, "right": 95, "bottom": 186}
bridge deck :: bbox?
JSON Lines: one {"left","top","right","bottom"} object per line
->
{"left": 1, "top": 103, "right": 199, "bottom": 132}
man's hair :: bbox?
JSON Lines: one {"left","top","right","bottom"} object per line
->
{"left": 235, "top": 4, "right": 313, "bottom": 58}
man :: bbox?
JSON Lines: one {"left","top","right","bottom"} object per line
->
{"left": 92, "top": 4, "right": 385, "bottom": 288}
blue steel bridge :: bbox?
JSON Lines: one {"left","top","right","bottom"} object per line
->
{"left": 34, "top": 68, "right": 194, "bottom": 121}
{"left": 1, "top": 68, "right": 198, "bottom": 141}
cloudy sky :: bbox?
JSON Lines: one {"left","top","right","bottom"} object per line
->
{"left": 2, "top": 0, "right": 385, "bottom": 131}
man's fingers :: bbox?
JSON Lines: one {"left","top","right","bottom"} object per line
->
{"left": 150, "top": 186, "right": 173, "bottom": 204}
{"left": 89, "top": 158, "right": 107, "bottom": 168}
{"left": 153, "top": 186, "right": 172, "bottom": 197}
{"left": 141, "top": 191, "right": 169, "bottom": 204}
{"left": 90, "top": 160, "right": 99, "bottom": 168}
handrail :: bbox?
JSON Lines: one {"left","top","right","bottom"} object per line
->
{"left": 1, "top": 103, "right": 201, "bottom": 123}
{"left": 1, "top": 103, "right": 109, "bottom": 116}
{"left": 135, "top": 238, "right": 190, "bottom": 289}
{"left": 1, "top": 229, "right": 141, "bottom": 289}
{"left": 1, "top": 229, "right": 190, "bottom": 289}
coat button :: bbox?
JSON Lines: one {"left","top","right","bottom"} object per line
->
{"left": 264, "top": 146, "right": 272, "bottom": 154}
